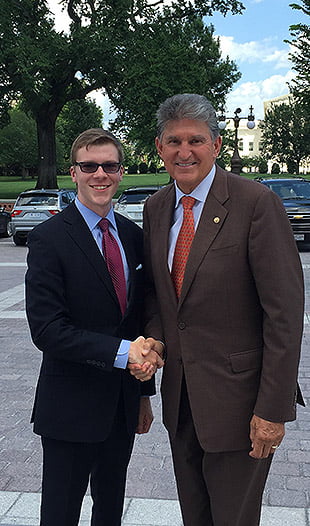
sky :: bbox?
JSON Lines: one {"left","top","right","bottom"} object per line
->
{"left": 210, "top": 0, "right": 306, "bottom": 120}
{"left": 48, "top": 0, "right": 307, "bottom": 123}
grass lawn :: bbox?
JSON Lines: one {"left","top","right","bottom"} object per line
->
{"left": 0, "top": 173, "right": 170, "bottom": 200}
{"left": 0, "top": 172, "right": 308, "bottom": 201}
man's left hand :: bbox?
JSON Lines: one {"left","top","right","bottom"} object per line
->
{"left": 249, "top": 415, "right": 285, "bottom": 459}
{"left": 136, "top": 397, "right": 153, "bottom": 434}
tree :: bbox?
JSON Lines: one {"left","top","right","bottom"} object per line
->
{"left": 109, "top": 14, "right": 241, "bottom": 157}
{"left": 0, "top": 0, "right": 244, "bottom": 188}
{"left": 286, "top": 1, "right": 310, "bottom": 108}
{"left": 56, "top": 98, "right": 103, "bottom": 166}
{"left": 0, "top": 106, "right": 37, "bottom": 178}
{"left": 260, "top": 101, "right": 310, "bottom": 174}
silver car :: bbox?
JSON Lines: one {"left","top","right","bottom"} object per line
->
{"left": 114, "top": 186, "right": 162, "bottom": 227}
{"left": 10, "top": 188, "right": 76, "bottom": 246}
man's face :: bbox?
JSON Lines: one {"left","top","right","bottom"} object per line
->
{"left": 70, "top": 142, "right": 123, "bottom": 217}
{"left": 155, "top": 119, "right": 222, "bottom": 194}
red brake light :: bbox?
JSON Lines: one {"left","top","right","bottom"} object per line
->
{"left": 11, "top": 210, "right": 22, "bottom": 217}
{"left": 49, "top": 210, "right": 59, "bottom": 215}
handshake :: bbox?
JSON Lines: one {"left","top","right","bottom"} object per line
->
{"left": 127, "top": 336, "right": 165, "bottom": 382}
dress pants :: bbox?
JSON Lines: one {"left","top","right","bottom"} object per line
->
{"left": 169, "top": 380, "right": 273, "bottom": 526}
{"left": 40, "top": 399, "right": 135, "bottom": 526}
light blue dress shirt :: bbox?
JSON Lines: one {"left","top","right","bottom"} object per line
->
{"left": 168, "top": 165, "right": 216, "bottom": 270}
{"left": 74, "top": 197, "right": 131, "bottom": 369}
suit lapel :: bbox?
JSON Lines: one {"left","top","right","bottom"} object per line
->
{"left": 63, "top": 203, "right": 119, "bottom": 308}
{"left": 151, "top": 185, "right": 179, "bottom": 306}
{"left": 179, "top": 167, "right": 229, "bottom": 307}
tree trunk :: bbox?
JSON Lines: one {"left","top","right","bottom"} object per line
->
{"left": 36, "top": 109, "right": 58, "bottom": 189}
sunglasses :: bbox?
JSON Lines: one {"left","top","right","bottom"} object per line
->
{"left": 74, "top": 162, "right": 122, "bottom": 174}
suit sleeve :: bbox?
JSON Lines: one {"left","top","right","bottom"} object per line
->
{"left": 249, "top": 189, "right": 304, "bottom": 422}
{"left": 25, "top": 226, "right": 121, "bottom": 372}
{"left": 143, "top": 200, "right": 165, "bottom": 342}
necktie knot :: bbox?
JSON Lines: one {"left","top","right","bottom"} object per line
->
{"left": 98, "top": 218, "right": 109, "bottom": 232}
{"left": 181, "top": 195, "right": 195, "bottom": 210}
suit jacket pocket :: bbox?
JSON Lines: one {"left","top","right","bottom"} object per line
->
{"left": 210, "top": 244, "right": 239, "bottom": 256}
{"left": 229, "top": 348, "right": 263, "bottom": 373}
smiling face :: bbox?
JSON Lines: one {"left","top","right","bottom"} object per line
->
{"left": 70, "top": 142, "right": 123, "bottom": 217}
{"left": 155, "top": 118, "right": 222, "bottom": 194}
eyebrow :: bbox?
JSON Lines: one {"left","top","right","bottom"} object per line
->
{"left": 165, "top": 134, "right": 207, "bottom": 142}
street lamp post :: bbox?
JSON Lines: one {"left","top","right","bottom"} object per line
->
{"left": 218, "top": 106, "right": 255, "bottom": 175}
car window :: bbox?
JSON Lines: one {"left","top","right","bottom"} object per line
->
{"left": 118, "top": 192, "right": 156, "bottom": 204}
{"left": 17, "top": 194, "right": 58, "bottom": 206}
{"left": 265, "top": 181, "right": 310, "bottom": 199}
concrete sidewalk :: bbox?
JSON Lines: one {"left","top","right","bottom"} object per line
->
{"left": 0, "top": 492, "right": 309, "bottom": 526}
{"left": 0, "top": 239, "right": 310, "bottom": 525}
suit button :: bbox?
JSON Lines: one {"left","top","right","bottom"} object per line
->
{"left": 178, "top": 321, "right": 186, "bottom": 330}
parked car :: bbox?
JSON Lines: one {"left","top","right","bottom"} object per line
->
{"left": 0, "top": 206, "right": 12, "bottom": 238}
{"left": 258, "top": 178, "right": 310, "bottom": 244}
{"left": 10, "top": 188, "right": 76, "bottom": 246}
{"left": 114, "top": 186, "right": 163, "bottom": 227}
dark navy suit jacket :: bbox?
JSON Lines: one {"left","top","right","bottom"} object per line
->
{"left": 26, "top": 202, "right": 154, "bottom": 443}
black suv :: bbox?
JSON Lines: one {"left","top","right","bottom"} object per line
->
{"left": 258, "top": 178, "right": 310, "bottom": 244}
{"left": 10, "top": 188, "right": 76, "bottom": 246}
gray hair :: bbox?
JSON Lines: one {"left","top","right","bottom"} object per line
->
{"left": 156, "top": 93, "right": 220, "bottom": 141}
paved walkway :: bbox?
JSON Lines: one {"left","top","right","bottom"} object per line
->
{"left": 0, "top": 237, "right": 309, "bottom": 525}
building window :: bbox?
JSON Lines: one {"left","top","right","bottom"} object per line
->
{"left": 259, "top": 141, "right": 263, "bottom": 151}
{"left": 238, "top": 139, "right": 244, "bottom": 151}
{"left": 249, "top": 142, "right": 254, "bottom": 152}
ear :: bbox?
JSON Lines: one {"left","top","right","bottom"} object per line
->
{"left": 70, "top": 166, "right": 77, "bottom": 183}
{"left": 213, "top": 136, "right": 222, "bottom": 158}
{"left": 155, "top": 137, "right": 163, "bottom": 158}
{"left": 119, "top": 166, "right": 124, "bottom": 181}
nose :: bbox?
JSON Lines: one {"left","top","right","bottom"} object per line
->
{"left": 177, "top": 142, "right": 192, "bottom": 160}
{"left": 94, "top": 165, "right": 108, "bottom": 176}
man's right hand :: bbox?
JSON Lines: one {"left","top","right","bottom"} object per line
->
{"left": 127, "top": 337, "right": 164, "bottom": 381}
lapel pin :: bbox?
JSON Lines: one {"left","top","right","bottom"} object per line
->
{"left": 213, "top": 217, "right": 220, "bottom": 224}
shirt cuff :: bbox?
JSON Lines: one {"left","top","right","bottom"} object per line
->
{"left": 114, "top": 339, "right": 131, "bottom": 369}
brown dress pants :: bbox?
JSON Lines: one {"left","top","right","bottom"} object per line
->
{"left": 169, "top": 381, "right": 273, "bottom": 526}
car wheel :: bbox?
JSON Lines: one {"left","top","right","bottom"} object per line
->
{"left": 3, "top": 220, "right": 12, "bottom": 238}
{"left": 13, "top": 233, "right": 27, "bottom": 246}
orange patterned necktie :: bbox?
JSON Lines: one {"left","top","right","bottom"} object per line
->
{"left": 171, "top": 196, "right": 196, "bottom": 298}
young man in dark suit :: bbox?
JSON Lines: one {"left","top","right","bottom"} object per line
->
{"left": 131, "top": 94, "right": 304, "bottom": 526}
{"left": 26, "top": 128, "right": 163, "bottom": 525}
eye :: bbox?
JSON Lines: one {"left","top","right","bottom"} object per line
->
{"left": 190, "top": 138, "right": 203, "bottom": 144}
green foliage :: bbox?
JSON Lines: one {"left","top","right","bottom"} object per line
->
{"left": 271, "top": 163, "right": 280, "bottom": 174}
{"left": 139, "top": 162, "right": 148, "bottom": 174}
{"left": 110, "top": 14, "right": 241, "bottom": 156}
{"left": 260, "top": 100, "right": 310, "bottom": 174}
{"left": 127, "top": 164, "right": 139, "bottom": 174}
{"left": 0, "top": 107, "right": 37, "bottom": 177}
{"left": 257, "top": 157, "right": 268, "bottom": 174}
{"left": 0, "top": 0, "right": 244, "bottom": 187}
{"left": 56, "top": 98, "right": 103, "bottom": 165}
{"left": 286, "top": 1, "right": 310, "bottom": 108}
{"left": 217, "top": 128, "right": 235, "bottom": 169}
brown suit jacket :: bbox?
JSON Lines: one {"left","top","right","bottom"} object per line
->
{"left": 144, "top": 166, "right": 304, "bottom": 452}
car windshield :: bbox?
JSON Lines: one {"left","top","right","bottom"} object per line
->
{"left": 265, "top": 181, "right": 310, "bottom": 200}
{"left": 118, "top": 192, "right": 155, "bottom": 204}
{"left": 17, "top": 194, "right": 58, "bottom": 206}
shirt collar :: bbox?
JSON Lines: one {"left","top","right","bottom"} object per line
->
{"left": 174, "top": 164, "right": 216, "bottom": 208}
{"left": 74, "top": 197, "right": 117, "bottom": 232}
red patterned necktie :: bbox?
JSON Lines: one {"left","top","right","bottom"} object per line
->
{"left": 98, "top": 218, "right": 127, "bottom": 315}
{"left": 171, "top": 195, "right": 196, "bottom": 298}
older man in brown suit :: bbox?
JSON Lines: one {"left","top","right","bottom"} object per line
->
{"left": 130, "top": 94, "right": 304, "bottom": 526}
